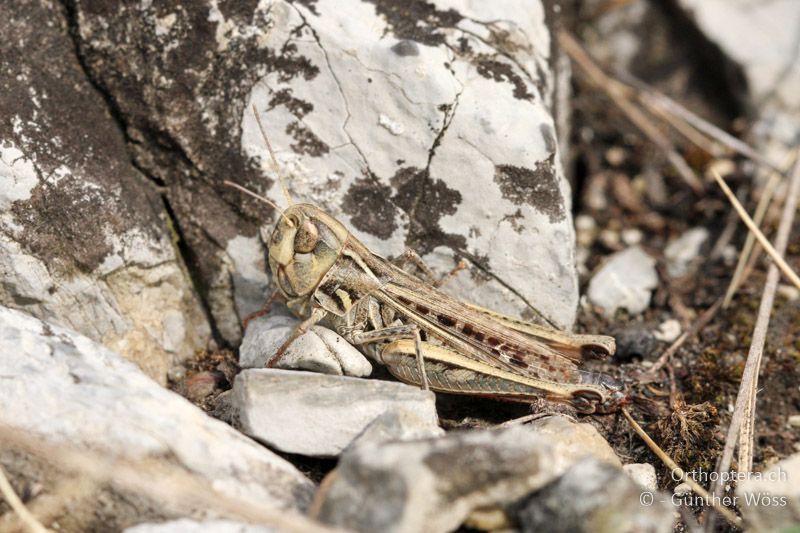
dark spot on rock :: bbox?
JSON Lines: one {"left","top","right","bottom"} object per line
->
{"left": 457, "top": 36, "right": 472, "bottom": 53}
{"left": 425, "top": 442, "right": 539, "bottom": 501}
{"left": 437, "top": 103, "right": 451, "bottom": 112}
{"left": 501, "top": 209, "right": 525, "bottom": 233}
{"left": 218, "top": 0, "right": 258, "bottom": 20}
{"left": 367, "top": 77, "right": 373, "bottom": 83}
{"left": 396, "top": 159, "right": 405, "bottom": 165}
{"left": 494, "top": 156, "right": 565, "bottom": 223}
{"left": 268, "top": 88, "right": 313, "bottom": 119}
{"left": 390, "top": 166, "right": 464, "bottom": 255}
{"left": 364, "top": 0, "right": 463, "bottom": 46}
{"left": 293, "top": 0, "right": 319, "bottom": 16}
{"left": 474, "top": 55, "right": 534, "bottom": 101}
{"left": 270, "top": 41, "right": 320, "bottom": 83}
{"left": 391, "top": 40, "right": 419, "bottom": 56}
{"left": 342, "top": 177, "right": 399, "bottom": 239}
{"left": 286, "top": 121, "right": 329, "bottom": 157}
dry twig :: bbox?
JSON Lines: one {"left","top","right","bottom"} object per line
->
{"left": 709, "top": 155, "right": 800, "bottom": 528}
{"left": 712, "top": 171, "right": 800, "bottom": 290}
{"left": 558, "top": 31, "right": 704, "bottom": 193}
{"left": 0, "top": 464, "right": 50, "bottom": 533}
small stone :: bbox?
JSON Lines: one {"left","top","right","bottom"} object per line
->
{"left": 605, "top": 146, "right": 627, "bottom": 166}
{"left": 599, "top": 229, "right": 621, "bottom": 249}
{"left": 621, "top": 228, "right": 643, "bottom": 246}
{"left": 787, "top": 414, "right": 800, "bottom": 428}
{"left": 653, "top": 319, "right": 681, "bottom": 343}
{"left": 587, "top": 247, "right": 658, "bottom": 317}
{"left": 231, "top": 369, "right": 440, "bottom": 457}
{"left": 737, "top": 452, "right": 800, "bottom": 531}
{"left": 514, "top": 458, "right": 674, "bottom": 533}
{"left": 613, "top": 326, "right": 658, "bottom": 362}
{"left": 527, "top": 415, "right": 622, "bottom": 467}
{"left": 673, "top": 482, "right": 692, "bottom": 496}
{"left": 575, "top": 215, "right": 597, "bottom": 247}
{"left": 239, "top": 314, "right": 372, "bottom": 377}
{"left": 704, "top": 159, "right": 736, "bottom": 181}
{"left": 349, "top": 411, "right": 444, "bottom": 450}
{"left": 315, "top": 425, "right": 572, "bottom": 533}
{"left": 623, "top": 463, "right": 657, "bottom": 491}
{"left": 185, "top": 371, "right": 223, "bottom": 402}
{"left": 777, "top": 284, "right": 800, "bottom": 301}
{"left": 664, "top": 228, "right": 709, "bottom": 277}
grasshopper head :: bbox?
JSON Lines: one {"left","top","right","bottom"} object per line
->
{"left": 268, "top": 204, "right": 350, "bottom": 317}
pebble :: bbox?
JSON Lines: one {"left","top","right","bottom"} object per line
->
{"left": 239, "top": 314, "right": 372, "bottom": 377}
{"left": 623, "top": 463, "right": 658, "bottom": 491}
{"left": 664, "top": 228, "right": 709, "bottom": 277}
{"left": 587, "top": 247, "right": 658, "bottom": 317}
{"left": 653, "top": 319, "right": 682, "bottom": 343}
{"left": 788, "top": 415, "right": 800, "bottom": 428}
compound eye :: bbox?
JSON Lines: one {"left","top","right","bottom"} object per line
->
{"left": 294, "top": 219, "right": 319, "bottom": 253}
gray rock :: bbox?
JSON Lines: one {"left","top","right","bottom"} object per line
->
{"left": 587, "top": 247, "right": 658, "bottom": 317}
{"left": 349, "top": 411, "right": 445, "bottom": 450}
{"left": 316, "top": 425, "right": 588, "bottom": 533}
{"left": 514, "top": 458, "right": 675, "bottom": 533}
{"left": 232, "top": 369, "right": 440, "bottom": 457}
{"left": 0, "top": 0, "right": 210, "bottom": 384}
{"left": 0, "top": 306, "right": 313, "bottom": 531}
{"left": 125, "top": 519, "right": 278, "bottom": 533}
{"left": 737, "top": 452, "right": 800, "bottom": 532}
{"left": 664, "top": 228, "right": 709, "bottom": 278}
{"left": 71, "top": 0, "right": 580, "bottom": 335}
{"left": 239, "top": 314, "right": 372, "bottom": 377}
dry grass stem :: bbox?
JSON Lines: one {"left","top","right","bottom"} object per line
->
{"left": 709, "top": 154, "right": 800, "bottom": 529}
{"left": 620, "top": 409, "right": 741, "bottom": 528}
{"left": 0, "top": 426, "right": 334, "bottom": 533}
{"left": 0, "top": 464, "right": 50, "bottom": 533}
{"left": 559, "top": 31, "right": 704, "bottom": 193}
{"left": 712, "top": 170, "right": 800, "bottom": 290}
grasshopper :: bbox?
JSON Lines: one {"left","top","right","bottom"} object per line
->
{"left": 229, "top": 109, "right": 627, "bottom": 415}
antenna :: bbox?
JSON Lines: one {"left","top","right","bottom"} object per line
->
{"left": 223, "top": 180, "right": 295, "bottom": 227}
{"left": 251, "top": 104, "right": 294, "bottom": 206}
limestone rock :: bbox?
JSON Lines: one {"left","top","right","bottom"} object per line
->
{"left": 125, "top": 519, "right": 278, "bottom": 533}
{"left": 71, "top": 0, "right": 580, "bottom": 338}
{"left": 664, "top": 227, "right": 708, "bottom": 278}
{"left": 514, "top": 458, "right": 674, "bottom": 533}
{"left": 0, "top": 306, "right": 313, "bottom": 531}
{"left": 231, "top": 369, "right": 440, "bottom": 457}
{"left": 0, "top": 0, "right": 210, "bottom": 383}
{"left": 316, "top": 425, "right": 582, "bottom": 533}
{"left": 527, "top": 415, "right": 622, "bottom": 467}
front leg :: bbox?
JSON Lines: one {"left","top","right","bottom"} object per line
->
{"left": 265, "top": 306, "right": 328, "bottom": 368}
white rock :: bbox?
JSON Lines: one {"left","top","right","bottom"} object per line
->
{"left": 587, "top": 246, "right": 658, "bottom": 317}
{"left": 125, "top": 519, "right": 278, "bottom": 533}
{"left": 653, "top": 319, "right": 682, "bottom": 343}
{"left": 664, "top": 228, "right": 709, "bottom": 277}
{"left": 239, "top": 314, "right": 372, "bottom": 377}
{"left": 316, "top": 425, "right": 572, "bottom": 533}
{"left": 240, "top": 0, "right": 580, "bottom": 329}
{"left": 0, "top": 306, "right": 313, "bottom": 523}
{"left": 678, "top": 0, "right": 800, "bottom": 164}
{"left": 737, "top": 452, "right": 800, "bottom": 531}
{"left": 777, "top": 284, "right": 800, "bottom": 302}
{"left": 787, "top": 415, "right": 800, "bottom": 428}
{"left": 231, "top": 369, "right": 440, "bottom": 457}
{"left": 623, "top": 463, "right": 658, "bottom": 491}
